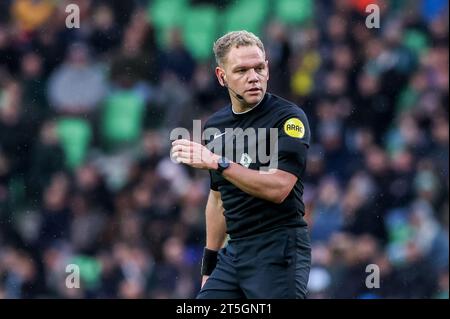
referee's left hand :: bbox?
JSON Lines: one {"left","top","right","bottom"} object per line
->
{"left": 171, "top": 139, "right": 220, "bottom": 170}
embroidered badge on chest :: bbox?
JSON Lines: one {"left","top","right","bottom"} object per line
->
{"left": 240, "top": 153, "right": 252, "bottom": 168}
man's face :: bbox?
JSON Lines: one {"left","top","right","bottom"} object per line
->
{"left": 218, "top": 45, "right": 269, "bottom": 106}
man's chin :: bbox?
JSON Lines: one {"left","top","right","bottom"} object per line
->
{"left": 244, "top": 92, "right": 264, "bottom": 105}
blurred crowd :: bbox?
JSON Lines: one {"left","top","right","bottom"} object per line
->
{"left": 0, "top": 0, "right": 448, "bottom": 299}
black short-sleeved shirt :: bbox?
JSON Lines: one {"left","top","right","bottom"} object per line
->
{"left": 203, "top": 93, "right": 311, "bottom": 238}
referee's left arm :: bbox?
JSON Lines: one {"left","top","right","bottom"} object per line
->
{"left": 171, "top": 139, "right": 306, "bottom": 204}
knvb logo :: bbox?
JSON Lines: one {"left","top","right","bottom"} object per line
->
{"left": 66, "top": 4, "right": 80, "bottom": 29}
{"left": 65, "top": 264, "right": 80, "bottom": 289}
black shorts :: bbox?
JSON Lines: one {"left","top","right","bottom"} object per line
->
{"left": 197, "top": 226, "right": 311, "bottom": 299}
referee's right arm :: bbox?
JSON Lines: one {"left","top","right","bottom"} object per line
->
{"left": 201, "top": 190, "right": 226, "bottom": 287}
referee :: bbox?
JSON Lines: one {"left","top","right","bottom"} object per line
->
{"left": 171, "top": 30, "right": 311, "bottom": 299}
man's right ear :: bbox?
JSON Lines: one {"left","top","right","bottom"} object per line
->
{"left": 215, "top": 67, "right": 226, "bottom": 87}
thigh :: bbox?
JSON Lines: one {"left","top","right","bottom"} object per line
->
{"left": 196, "top": 246, "right": 245, "bottom": 299}
{"left": 293, "top": 227, "right": 312, "bottom": 298}
{"left": 241, "top": 227, "right": 311, "bottom": 299}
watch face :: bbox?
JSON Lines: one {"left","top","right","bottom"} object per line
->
{"left": 218, "top": 157, "right": 230, "bottom": 171}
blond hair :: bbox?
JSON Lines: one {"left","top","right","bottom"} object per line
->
{"left": 213, "top": 30, "right": 265, "bottom": 66}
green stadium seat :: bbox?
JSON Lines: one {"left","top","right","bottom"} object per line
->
{"left": 147, "top": 0, "right": 188, "bottom": 30}
{"left": 389, "top": 0, "right": 408, "bottom": 13}
{"left": 101, "top": 90, "right": 145, "bottom": 149}
{"left": 182, "top": 5, "right": 219, "bottom": 60}
{"left": 56, "top": 118, "right": 92, "bottom": 169}
{"left": 274, "top": 0, "right": 314, "bottom": 25}
{"left": 70, "top": 255, "right": 102, "bottom": 289}
{"left": 147, "top": 0, "right": 189, "bottom": 49}
{"left": 396, "top": 87, "right": 419, "bottom": 115}
{"left": 403, "top": 30, "right": 429, "bottom": 56}
{"left": 222, "top": 0, "right": 270, "bottom": 36}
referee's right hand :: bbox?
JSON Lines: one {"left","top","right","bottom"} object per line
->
{"left": 201, "top": 275, "right": 209, "bottom": 288}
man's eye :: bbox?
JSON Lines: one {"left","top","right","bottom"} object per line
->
{"left": 238, "top": 69, "right": 246, "bottom": 73}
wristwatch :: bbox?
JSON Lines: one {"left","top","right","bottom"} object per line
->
{"left": 216, "top": 157, "right": 230, "bottom": 174}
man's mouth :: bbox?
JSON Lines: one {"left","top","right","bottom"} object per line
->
{"left": 246, "top": 88, "right": 262, "bottom": 93}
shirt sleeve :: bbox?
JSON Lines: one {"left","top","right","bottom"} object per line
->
{"left": 275, "top": 107, "right": 311, "bottom": 178}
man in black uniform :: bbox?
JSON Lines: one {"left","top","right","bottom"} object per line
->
{"left": 171, "top": 30, "right": 311, "bottom": 298}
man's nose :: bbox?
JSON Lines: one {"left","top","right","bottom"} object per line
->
{"left": 247, "top": 68, "right": 259, "bottom": 83}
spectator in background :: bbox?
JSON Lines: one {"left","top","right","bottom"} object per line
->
{"left": 341, "top": 172, "right": 387, "bottom": 244}
{"left": 88, "top": 4, "right": 121, "bottom": 57}
{"left": 69, "top": 192, "right": 107, "bottom": 254}
{"left": 0, "top": 25, "right": 20, "bottom": 74}
{"left": 28, "top": 121, "right": 65, "bottom": 203}
{"left": 265, "top": 21, "right": 292, "bottom": 97}
{"left": 11, "top": 0, "right": 54, "bottom": 34}
{"left": 160, "top": 29, "right": 196, "bottom": 83}
{"left": 351, "top": 72, "right": 392, "bottom": 141}
{"left": 47, "top": 42, "right": 106, "bottom": 115}
{"left": 20, "top": 51, "right": 49, "bottom": 122}
{"left": 0, "top": 247, "right": 39, "bottom": 298}
{"left": 409, "top": 200, "right": 449, "bottom": 273}
{"left": 388, "top": 148, "right": 416, "bottom": 207}
{"left": 310, "top": 177, "right": 343, "bottom": 243}
{"left": 37, "top": 173, "right": 71, "bottom": 249}
{"left": 73, "top": 164, "right": 112, "bottom": 214}
{"left": 0, "top": 80, "right": 34, "bottom": 177}
{"left": 110, "top": 8, "right": 159, "bottom": 88}
{"left": 148, "top": 236, "right": 195, "bottom": 298}
{"left": 113, "top": 242, "right": 152, "bottom": 299}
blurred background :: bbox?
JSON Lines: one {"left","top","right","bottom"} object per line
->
{"left": 0, "top": 0, "right": 448, "bottom": 299}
